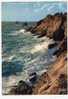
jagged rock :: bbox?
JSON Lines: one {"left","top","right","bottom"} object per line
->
{"left": 59, "top": 74, "right": 67, "bottom": 89}
{"left": 29, "top": 72, "right": 38, "bottom": 84}
{"left": 48, "top": 43, "right": 58, "bottom": 49}
{"left": 31, "top": 13, "right": 67, "bottom": 41}
{"left": 53, "top": 27, "right": 65, "bottom": 41}
{"left": 9, "top": 80, "right": 32, "bottom": 95}
{"left": 53, "top": 38, "right": 67, "bottom": 56}
{"left": 32, "top": 54, "right": 67, "bottom": 94}
{"left": 31, "top": 13, "right": 67, "bottom": 94}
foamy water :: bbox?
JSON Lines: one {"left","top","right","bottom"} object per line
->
{"left": 2, "top": 27, "right": 57, "bottom": 94}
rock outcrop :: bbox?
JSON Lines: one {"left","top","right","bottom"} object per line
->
{"left": 31, "top": 12, "right": 67, "bottom": 94}
{"left": 32, "top": 53, "right": 67, "bottom": 94}
{"left": 9, "top": 80, "right": 32, "bottom": 95}
{"left": 31, "top": 13, "right": 67, "bottom": 40}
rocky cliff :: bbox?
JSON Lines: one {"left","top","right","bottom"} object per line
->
{"left": 31, "top": 13, "right": 67, "bottom": 39}
{"left": 31, "top": 12, "right": 67, "bottom": 94}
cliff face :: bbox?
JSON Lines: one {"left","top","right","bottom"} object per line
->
{"left": 9, "top": 12, "right": 67, "bottom": 95}
{"left": 31, "top": 13, "right": 67, "bottom": 40}
{"left": 32, "top": 53, "right": 67, "bottom": 94}
{"left": 31, "top": 12, "right": 67, "bottom": 94}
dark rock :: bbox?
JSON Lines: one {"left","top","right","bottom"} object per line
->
{"left": 59, "top": 74, "right": 67, "bottom": 89}
{"left": 16, "top": 80, "right": 32, "bottom": 94}
{"left": 24, "top": 22, "right": 28, "bottom": 26}
{"left": 9, "top": 80, "right": 32, "bottom": 95}
{"left": 15, "top": 21, "right": 19, "bottom": 24}
{"left": 53, "top": 49, "right": 62, "bottom": 56}
{"left": 53, "top": 49, "right": 60, "bottom": 56}
{"left": 29, "top": 72, "right": 38, "bottom": 84}
{"left": 26, "top": 27, "right": 32, "bottom": 31}
{"left": 48, "top": 43, "right": 58, "bottom": 49}
{"left": 53, "top": 38, "right": 67, "bottom": 56}
{"left": 59, "top": 89, "right": 67, "bottom": 94}
{"left": 53, "top": 27, "right": 65, "bottom": 41}
{"left": 29, "top": 72, "right": 37, "bottom": 76}
{"left": 8, "top": 85, "right": 17, "bottom": 94}
{"left": 38, "top": 29, "right": 47, "bottom": 38}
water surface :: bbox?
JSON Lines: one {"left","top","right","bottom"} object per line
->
{"left": 2, "top": 22, "right": 57, "bottom": 94}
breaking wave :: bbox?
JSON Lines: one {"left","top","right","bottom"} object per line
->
{"left": 2, "top": 27, "right": 57, "bottom": 94}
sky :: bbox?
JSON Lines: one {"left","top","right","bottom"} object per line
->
{"left": 2, "top": 2, "right": 67, "bottom": 22}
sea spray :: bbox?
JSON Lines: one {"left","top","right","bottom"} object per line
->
{"left": 2, "top": 23, "right": 57, "bottom": 94}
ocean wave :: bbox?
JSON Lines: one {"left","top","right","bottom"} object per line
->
{"left": 2, "top": 55, "right": 16, "bottom": 62}
{"left": 2, "top": 26, "right": 57, "bottom": 94}
{"left": 30, "top": 41, "right": 50, "bottom": 54}
{"left": 8, "top": 29, "right": 31, "bottom": 36}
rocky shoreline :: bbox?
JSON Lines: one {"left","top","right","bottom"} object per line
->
{"left": 8, "top": 12, "right": 67, "bottom": 95}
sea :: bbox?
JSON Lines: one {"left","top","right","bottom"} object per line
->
{"left": 2, "top": 22, "right": 57, "bottom": 94}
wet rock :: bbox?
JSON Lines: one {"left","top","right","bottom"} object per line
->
{"left": 53, "top": 27, "right": 65, "bottom": 41}
{"left": 9, "top": 80, "right": 32, "bottom": 95}
{"left": 9, "top": 85, "right": 18, "bottom": 95}
{"left": 37, "top": 29, "right": 48, "bottom": 38}
{"left": 59, "top": 89, "right": 67, "bottom": 94}
{"left": 48, "top": 43, "right": 58, "bottom": 49}
{"left": 29, "top": 72, "right": 38, "bottom": 84}
{"left": 53, "top": 49, "right": 60, "bottom": 56}
{"left": 53, "top": 38, "right": 67, "bottom": 56}
{"left": 32, "top": 55, "right": 67, "bottom": 94}
{"left": 17, "top": 80, "right": 32, "bottom": 94}
{"left": 59, "top": 74, "right": 67, "bottom": 89}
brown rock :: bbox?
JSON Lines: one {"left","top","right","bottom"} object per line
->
{"left": 32, "top": 54, "right": 67, "bottom": 94}
{"left": 31, "top": 13, "right": 67, "bottom": 41}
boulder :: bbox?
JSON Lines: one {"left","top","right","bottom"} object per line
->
{"left": 29, "top": 72, "right": 38, "bottom": 84}
{"left": 9, "top": 80, "right": 32, "bottom": 95}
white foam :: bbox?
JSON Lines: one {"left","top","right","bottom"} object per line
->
{"left": 8, "top": 29, "right": 25, "bottom": 36}
{"left": 2, "top": 72, "right": 27, "bottom": 94}
{"left": 18, "top": 29, "right": 26, "bottom": 33}
{"left": 3, "top": 55, "right": 15, "bottom": 62}
{"left": 30, "top": 41, "right": 50, "bottom": 54}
